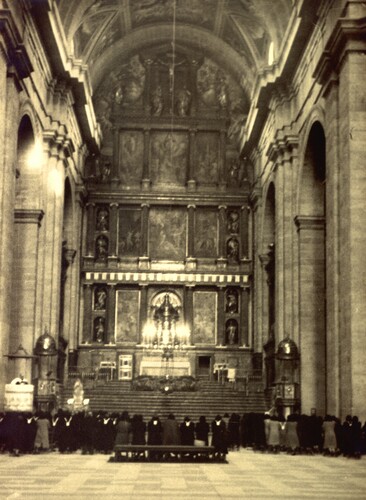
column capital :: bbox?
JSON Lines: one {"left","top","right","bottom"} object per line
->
{"left": 294, "top": 215, "right": 325, "bottom": 231}
{"left": 14, "top": 209, "right": 44, "bottom": 226}
{"left": 218, "top": 205, "right": 227, "bottom": 211}
{"left": 187, "top": 204, "right": 196, "bottom": 210}
{"left": 141, "top": 203, "right": 150, "bottom": 208}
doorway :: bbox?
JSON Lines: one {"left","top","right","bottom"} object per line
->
{"left": 197, "top": 356, "right": 211, "bottom": 379}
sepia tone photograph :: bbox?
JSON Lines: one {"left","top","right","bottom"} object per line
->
{"left": 0, "top": 0, "right": 365, "bottom": 498}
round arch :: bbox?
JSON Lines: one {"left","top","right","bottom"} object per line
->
{"left": 90, "top": 24, "right": 255, "bottom": 97}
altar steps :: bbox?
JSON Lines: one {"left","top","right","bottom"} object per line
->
{"left": 63, "top": 379, "right": 268, "bottom": 422}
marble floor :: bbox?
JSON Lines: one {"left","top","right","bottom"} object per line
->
{"left": 0, "top": 450, "right": 365, "bottom": 500}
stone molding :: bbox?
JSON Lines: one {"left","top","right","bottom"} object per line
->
{"left": 267, "top": 129, "right": 299, "bottom": 164}
{"left": 14, "top": 209, "right": 44, "bottom": 226}
{"left": 294, "top": 215, "right": 325, "bottom": 232}
{"left": 313, "top": 16, "right": 366, "bottom": 86}
{"left": 0, "top": 6, "right": 33, "bottom": 81}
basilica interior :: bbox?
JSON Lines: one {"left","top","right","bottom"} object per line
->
{"left": 0, "top": 0, "right": 365, "bottom": 421}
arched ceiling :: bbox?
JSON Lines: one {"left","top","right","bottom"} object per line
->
{"left": 58, "top": 0, "right": 295, "bottom": 98}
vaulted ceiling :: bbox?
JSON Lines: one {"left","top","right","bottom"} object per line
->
{"left": 58, "top": 0, "right": 294, "bottom": 97}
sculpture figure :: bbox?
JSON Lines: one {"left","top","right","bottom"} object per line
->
{"left": 96, "top": 235, "right": 108, "bottom": 261}
{"left": 176, "top": 86, "right": 191, "bottom": 116}
{"left": 227, "top": 210, "right": 239, "bottom": 234}
{"left": 227, "top": 237, "right": 239, "bottom": 263}
{"left": 95, "top": 287, "right": 107, "bottom": 310}
{"left": 94, "top": 317, "right": 105, "bottom": 343}
{"left": 151, "top": 85, "right": 163, "bottom": 116}
{"left": 96, "top": 206, "right": 109, "bottom": 231}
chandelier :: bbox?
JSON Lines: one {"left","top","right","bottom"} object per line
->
{"left": 142, "top": 293, "right": 190, "bottom": 356}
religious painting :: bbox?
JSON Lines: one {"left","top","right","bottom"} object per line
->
{"left": 118, "top": 208, "right": 142, "bottom": 256}
{"left": 115, "top": 289, "right": 140, "bottom": 343}
{"left": 131, "top": 0, "right": 215, "bottom": 30}
{"left": 150, "top": 132, "right": 188, "bottom": 186}
{"left": 149, "top": 207, "right": 186, "bottom": 260}
{"left": 193, "top": 291, "right": 217, "bottom": 344}
{"left": 195, "top": 132, "right": 219, "bottom": 185}
{"left": 194, "top": 209, "right": 218, "bottom": 258}
{"left": 119, "top": 131, "right": 144, "bottom": 185}
{"left": 225, "top": 319, "right": 239, "bottom": 346}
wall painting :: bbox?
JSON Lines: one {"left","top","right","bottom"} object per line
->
{"left": 193, "top": 291, "right": 217, "bottom": 344}
{"left": 195, "top": 132, "right": 219, "bottom": 185}
{"left": 115, "top": 289, "right": 140, "bottom": 343}
{"left": 119, "top": 131, "right": 144, "bottom": 185}
{"left": 150, "top": 132, "right": 188, "bottom": 186}
{"left": 149, "top": 207, "right": 186, "bottom": 260}
{"left": 194, "top": 209, "right": 218, "bottom": 258}
{"left": 118, "top": 208, "right": 142, "bottom": 256}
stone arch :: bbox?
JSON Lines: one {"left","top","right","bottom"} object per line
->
{"left": 296, "top": 118, "right": 326, "bottom": 416}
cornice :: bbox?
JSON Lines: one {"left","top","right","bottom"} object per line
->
{"left": 14, "top": 209, "right": 44, "bottom": 226}
{"left": 294, "top": 215, "right": 325, "bottom": 231}
{"left": 0, "top": 7, "right": 33, "bottom": 81}
{"left": 267, "top": 129, "right": 299, "bottom": 164}
{"left": 313, "top": 16, "right": 366, "bottom": 86}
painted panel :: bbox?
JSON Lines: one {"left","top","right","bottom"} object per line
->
{"left": 119, "top": 131, "right": 144, "bottom": 185}
{"left": 149, "top": 207, "right": 186, "bottom": 260}
{"left": 193, "top": 291, "right": 217, "bottom": 344}
{"left": 194, "top": 209, "right": 218, "bottom": 258}
{"left": 150, "top": 132, "right": 188, "bottom": 185}
{"left": 118, "top": 208, "right": 142, "bottom": 256}
{"left": 195, "top": 132, "right": 219, "bottom": 184}
{"left": 115, "top": 289, "right": 140, "bottom": 343}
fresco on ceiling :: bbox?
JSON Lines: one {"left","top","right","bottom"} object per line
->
{"left": 150, "top": 132, "right": 188, "bottom": 186}
{"left": 194, "top": 209, "right": 217, "bottom": 258}
{"left": 193, "top": 291, "right": 217, "bottom": 344}
{"left": 119, "top": 131, "right": 144, "bottom": 185}
{"left": 87, "top": 14, "right": 122, "bottom": 65}
{"left": 118, "top": 209, "right": 142, "bottom": 256}
{"left": 196, "top": 57, "right": 248, "bottom": 148}
{"left": 149, "top": 207, "right": 186, "bottom": 260}
{"left": 195, "top": 132, "right": 219, "bottom": 185}
{"left": 131, "top": 0, "right": 215, "bottom": 29}
{"left": 225, "top": 14, "right": 268, "bottom": 58}
{"left": 73, "top": 12, "right": 110, "bottom": 58}
{"left": 116, "top": 289, "right": 140, "bottom": 343}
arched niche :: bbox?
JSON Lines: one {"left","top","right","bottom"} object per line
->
{"left": 299, "top": 121, "right": 325, "bottom": 215}
{"left": 15, "top": 115, "right": 35, "bottom": 203}
{"left": 297, "top": 120, "right": 326, "bottom": 416}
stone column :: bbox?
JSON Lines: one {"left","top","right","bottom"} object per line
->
{"left": 217, "top": 287, "right": 225, "bottom": 346}
{"left": 240, "top": 205, "right": 249, "bottom": 260}
{"left": 187, "top": 130, "right": 196, "bottom": 190}
{"left": 107, "top": 285, "right": 116, "bottom": 344}
{"left": 186, "top": 204, "right": 196, "bottom": 270}
{"left": 216, "top": 205, "right": 227, "bottom": 269}
{"left": 111, "top": 127, "right": 120, "bottom": 188}
{"left": 139, "top": 285, "right": 148, "bottom": 344}
{"left": 11, "top": 210, "right": 44, "bottom": 380}
{"left": 144, "top": 60, "right": 153, "bottom": 115}
{"left": 240, "top": 287, "right": 250, "bottom": 347}
{"left": 184, "top": 286, "right": 194, "bottom": 344}
{"left": 189, "top": 60, "right": 199, "bottom": 116}
{"left": 63, "top": 195, "right": 83, "bottom": 356}
{"left": 139, "top": 203, "right": 150, "bottom": 269}
{"left": 108, "top": 203, "right": 118, "bottom": 266}
{"left": 268, "top": 137, "right": 298, "bottom": 344}
{"left": 295, "top": 216, "right": 326, "bottom": 415}
{"left": 218, "top": 129, "right": 227, "bottom": 190}
{"left": 39, "top": 143, "right": 65, "bottom": 340}
{"left": 141, "top": 129, "right": 151, "bottom": 190}
{"left": 82, "top": 284, "right": 93, "bottom": 344}
{"left": 86, "top": 202, "right": 95, "bottom": 257}
{"left": 0, "top": 70, "right": 19, "bottom": 394}
{"left": 249, "top": 185, "right": 263, "bottom": 352}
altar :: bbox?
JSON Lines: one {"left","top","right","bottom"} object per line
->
{"left": 139, "top": 356, "right": 191, "bottom": 377}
